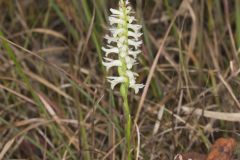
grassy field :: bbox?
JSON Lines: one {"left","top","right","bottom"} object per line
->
{"left": 0, "top": 0, "right": 240, "bottom": 159}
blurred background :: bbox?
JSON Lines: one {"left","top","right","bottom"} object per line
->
{"left": 0, "top": 0, "right": 240, "bottom": 159}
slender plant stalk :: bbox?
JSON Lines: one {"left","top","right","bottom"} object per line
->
{"left": 101, "top": 0, "right": 144, "bottom": 159}
{"left": 78, "top": 105, "right": 91, "bottom": 160}
{"left": 121, "top": 84, "right": 132, "bottom": 160}
{"left": 236, "top": 0, "right": 240, "bottom": 49}
{"left": 119, "top": 2, "right": 132, "bottom": 158}
{"left": 72, "top": 80, "right": 90, "bottom": 159}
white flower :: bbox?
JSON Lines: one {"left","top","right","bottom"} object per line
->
{"left": 128, "top": 39, "right": 142, "bottom": 49}
{"left": 128, "top": 16, "right": 136, "bottom": 23}
{"left": 129, "top": 49, "right": 141, "bottom": 59}
{"left": 102, "top": 58, "right": 122, "bottom": 71}
{"left": 128, "top": 31, "right": 142, "bottom": 40}
{"left": 125, "top": 56, "right": 136, "bottom": 69}
{"left": 119, "top": 45, "right": 128, "bottom": 57}
{"left": 102, "top": 46, "right": 119, "bottom": 56}
{"left": 110, "top": 28, "right": 124, "bottom": 37}
{"left": 104, "top": 35, "right": 118, "bottom": 43}
{"left": 110, "top": 8, "right": 123, "bottom": 15}
{"left": 128, "top": 24, "right": 142, "bottom": 32}
{"left": 102, "top": 0, "right": 144, "bottom": 94}
{"left": 126, "top": 70, "right": 145, "bottom": 94}
{"left": 107, "top": 76, "right": 125, "bottom": 89}
{"left": 126, "top": 70, "right": 138, "bottom": 83}
{"left": 130, "top": 83, "right": 145, "bottom": 94}
{"left": 109, "top": 16, "right": 124, "bottom": 25}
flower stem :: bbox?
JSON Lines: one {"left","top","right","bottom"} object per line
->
{"left": 120, "top": 84, "right": 132, "bottom": 160}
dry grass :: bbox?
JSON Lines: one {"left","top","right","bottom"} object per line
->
{"left": 0, "top": 0, "right": 240, "bottom": 159}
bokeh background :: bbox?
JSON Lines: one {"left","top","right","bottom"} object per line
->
{"left": 0, "top": 0, "right": 240, "bottom": 159}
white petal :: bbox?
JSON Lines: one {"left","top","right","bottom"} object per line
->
{"left": 129, "top": 49, "right": 141, "bottom": 59}
{"left": 126, "top": 6, "right": 132, "bottom": 13}
{"left": 110, "top": 28, "right": 124, "bottom": 37}
{"left": 104, "top": 35, "right": 117, "bottom": 43}
{"left": 126, "top": 70, "right": 144, "bottom": 93}
{"left": 128, "top": 16, "right": 136, "bottom": 23}
{"left": 117, "top": 37, "right": 128, "bottom": 48}
{"left": 109, "top": 16, "right": 124, "bottom": 25}
{"left": 120, "top": 0, "right": 130, "bottom": 6}
{"left": 107, "top": 76, "right": 125, "bottom": 89}
{"left": 125, "top": 56, "right": 136, "bottom": 69}
{"left": 102, "top": 46, "right": 119, "bottom": 56}
{"left": 128, "top": 31, "right": 142, "bottom": 40}
{"left": 126, "top": 70, "right": 138, "bottom": 84}
{"left": 128, "top": 39, "right": 142, "bottom": 49}
{"left": 128, "top": 24, "right": 142, "bottom": 32}
{"left": 110, "top": 8, "right": 123, "bottom": 15}
{"left": 119, "top": 45, "right": 128, "bottom": 57}
{"left": 130, "top": 83, "right": 145, "bottom": 94}
{"left": 102, "top": 58, "right": 122, "bottom": 71}
{"left": 126, "top": 70, "right": 139, "bottom": 77}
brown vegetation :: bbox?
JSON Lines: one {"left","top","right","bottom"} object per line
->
{"left": 0, "top": 0, "right": 239, "bottom": 159}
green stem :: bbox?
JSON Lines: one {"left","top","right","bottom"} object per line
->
{"left": 236, "top": 0, "right": 240, "bottom": 49}
{"left": 118, "top": 0, "right": 132, "bottom": 159}
{"left": 121, "top": 85, "right": 132, "bottom": 160}
{"left": 74, "top": 88, "right": 90, "bottom": 160}
{"left": 79, "top": 106, "right": 91, "bottom": 160}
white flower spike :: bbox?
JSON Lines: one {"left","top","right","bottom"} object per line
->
{"left": 102, "top": 0, "right": 144, "bottom": 94}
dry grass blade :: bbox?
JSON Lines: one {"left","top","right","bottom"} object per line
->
{"left": 1, "top": 0, "right": 240, "bottom": 159}
{"left": 134, "top": 5, "right": 177, "bottom": 125}
{"left": 37, "top": 93, "right": 79, "bottom": 150}
{"left": 0, "top": 84, "right": 35, "bottom": 105}
{"left": 135, "top": 122, "right": 140, "bottom": 160}
{"left": 25, "top": 71, "right": 74, "bottom": 101}
{"left": 218, "top": 73, "right": 240, "bottom": 109}
{"left": 0, "top": 138, "right": 15, "bottom": 159}
{"left": 14, "top": 118, "right": 47, "bottom": 127}
{"left": 30, "top": 28, "right": 67, "bottom": 40}
{"left": 135, "top": 0, "right": 192, "bottom": 124}
{"left": 223, "top": 0, "right": 238, "bottom": 61}
{"left": 101, "top": 139, "right": 124, "bottom": 160}
{"left": 0, "top": 36, "right": 68, "bottom": 77}
{"left": 152, "top": 105, "right": 165, "bottom": 135}
{"left": 9, "top": 28, "right": 67, "bottom": 40}
{"left": 182, "top": 106, "right": 240, "bottom": 122}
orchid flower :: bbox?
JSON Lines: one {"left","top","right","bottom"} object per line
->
{"left": 102, "top": 0, "right": 144, "bottom": 94}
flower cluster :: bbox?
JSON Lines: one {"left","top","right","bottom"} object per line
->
{"left": 102, "top": 0, "right": 144, "bottom": 94}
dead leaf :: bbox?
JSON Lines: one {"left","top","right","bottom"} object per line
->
{"left": 206, "top": 138, "right": 236, "bottom": 160}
